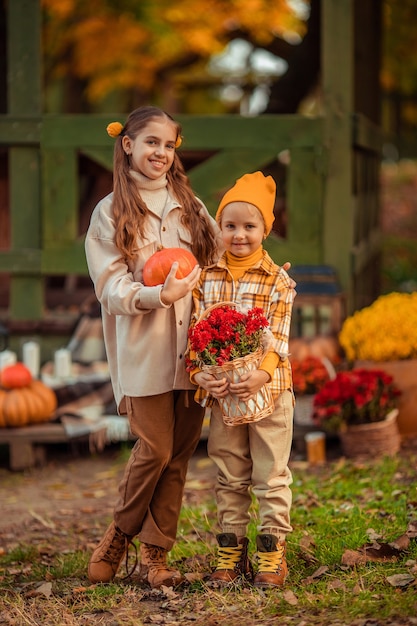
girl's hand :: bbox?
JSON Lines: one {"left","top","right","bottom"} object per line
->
{"left": 194, "top": 371, "right": 229, "bottom": 398}
{"left": 281, "top": 261, "right": 297, "bottom": 291}
{"left": 160, "top": 263, "right": 201, "bottom": 305}
{"left": 228, "top": 370, "right": 269, "bottom": 401}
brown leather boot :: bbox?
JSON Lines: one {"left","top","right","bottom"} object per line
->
{"left": 138, "top": 543, "right": 184, "bottom": 588}
{"left": 88, "top": 521, "right": 134, "bottom": 583}
{"left": 209, "top": 533, "right": 253, "bottom": 585}
{"left": 253, "top": 534, "right": 288, "bottom": 587}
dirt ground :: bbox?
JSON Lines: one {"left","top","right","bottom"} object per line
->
{"left": 1, "top": 433, "right": 416, "bottom": 539}
{"left": 0, "top": 439, "right": 218, "bottom": 533}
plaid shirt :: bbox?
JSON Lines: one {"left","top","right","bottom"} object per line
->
{"left": 190, "top": 249, "right": 294, "bottom": 403}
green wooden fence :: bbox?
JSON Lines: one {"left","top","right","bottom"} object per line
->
{"left": 0, "top": 0, "right": 384, "bottom": 346}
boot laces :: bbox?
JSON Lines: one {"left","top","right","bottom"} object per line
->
{"left": 216, "top": 545, "right": 243, "bottom": 571}
{"left": 122, "top": 538, "right": 138, "bottom": 579}
{"left": 257, "top": 544, "right": 285, "bottom": 573}
{"left": 104, "top": 527, "right": 137, "bottom": 579}
{"left": 141, "top": 544, "right": 177, "bottom": 573}
{"left": 101, "top": 528, "right": 127, "bottom": 562}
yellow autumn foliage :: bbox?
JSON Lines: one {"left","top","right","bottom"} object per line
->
{"left": 41, "top": 0, "right": 307, "bottom": 104}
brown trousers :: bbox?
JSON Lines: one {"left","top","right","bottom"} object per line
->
{"left": 114, "top": 391, "right": 204, "bottom": 550}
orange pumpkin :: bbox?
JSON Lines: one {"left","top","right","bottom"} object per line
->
{"left": 2, "top": 388, "right": 31, "bottom": 427}
{"left": 0, "top": 362, "right": 32, "bottom": 389}
{"left": 142, "top": 248, "right": 198, "bottom": 286}
{"left": 289, "top": 336, "right": 340, "bottom": 363}
{"left": 0, "top": 380, "right": 58, "bottom": 428}
{"left": 29, "top": 380, "right": 58, "bottom": 419}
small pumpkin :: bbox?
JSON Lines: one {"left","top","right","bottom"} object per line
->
{"left": 289, "top": 338, "right": 311, "bottom": 362}
{"left": 0, "top": 362, "right": 32, "bottom": 389}
{"left": 142, "top": 248, "right": 198, "bottom": 286}
{"left": 289, "top": 336, "right": 340, "bottom": 363}
{"left": 308, "top": 336, "right": 340, "bottom": 362}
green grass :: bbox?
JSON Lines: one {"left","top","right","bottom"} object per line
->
{"left": 0, "top": 448, "right": 416, "bottom": 625}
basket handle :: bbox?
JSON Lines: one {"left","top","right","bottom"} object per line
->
{"left": 196, "top": 301, "right": 237, "bottom": 324}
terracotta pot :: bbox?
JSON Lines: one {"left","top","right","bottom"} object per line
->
{"left": 355, "top": 360, "right": 417, "bottom": 437}
{"left": 340, "top": 409, "right": 400, "bottom": 459}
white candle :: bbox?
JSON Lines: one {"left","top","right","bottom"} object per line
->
{"left": 54, "top": 348, "right": 72, "bottom": 379}
{"left": 23, "top": 341, "right": 40, "bottom": 378}
{"left": 0, "top": 349, "right": 17, "bottom": 370}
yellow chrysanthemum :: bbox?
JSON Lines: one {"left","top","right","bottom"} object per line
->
{"left": 175, "top": 135, "right": 183, "bottom": 149}
{"left": 106, "top": 122, "right": 123, "bottom": 138}
{"left": 339, "top": 292, "right": 417, "bottom": 361}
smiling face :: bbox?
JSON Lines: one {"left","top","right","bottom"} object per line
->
{"left": 219, "top": 201, "right": 265, "bottom": 257}
{"left": 122, "top": 118, "right": 177, "bottom": 179}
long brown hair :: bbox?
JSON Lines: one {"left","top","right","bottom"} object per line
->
{"left": 112, "top": 106, "right": 217, "bottom": 266}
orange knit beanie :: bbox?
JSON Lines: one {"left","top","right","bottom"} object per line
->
{"left": 216, "top": 171, "right": 276, "bottom": 235}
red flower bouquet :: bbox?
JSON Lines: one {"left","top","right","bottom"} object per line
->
{"left": 187, "top": 304, "right": 269, "bottom": 369}
{"left": 187, "top": 303, "right": 273, "bottom": 426}
{"left": 291, "top": 356, "right": 332, "bottom": 396}
{"left": 312, "top": 368, "right": 401, "bottom": 434}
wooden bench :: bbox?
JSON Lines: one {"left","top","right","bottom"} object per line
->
{"left": 0, "top": 422, "right": 106, "bottom": 471}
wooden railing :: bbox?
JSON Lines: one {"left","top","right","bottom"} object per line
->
{"left": 0, "top": 0, "right": 384, "bottom": 359}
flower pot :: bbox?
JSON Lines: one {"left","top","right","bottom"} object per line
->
{"left": 339, "top": 409, "right": 400, "bottom": 459}
{"left": 355, "top": 360, "right": 417, "bottom": 437}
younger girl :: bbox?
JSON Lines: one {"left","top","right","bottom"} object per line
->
{"left": 190, "top": 172, "right": 294, "bottom": 588}
{"left": 85, "top": 106, "right": 220, "bottom": 588}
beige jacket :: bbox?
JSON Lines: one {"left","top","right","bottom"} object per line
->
{"left": 85, "top": 189, "right": 220, "bottom": 413}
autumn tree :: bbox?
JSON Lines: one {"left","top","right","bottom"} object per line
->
{"left": 41, "top": 0, "right": 308, "bottom": 113}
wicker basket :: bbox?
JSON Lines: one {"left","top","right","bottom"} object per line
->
{"left": 339, "top": 409, "right": 400, "bottom": 459}
{"left": 197, "top": 302, "right": 274, "bottom": 426}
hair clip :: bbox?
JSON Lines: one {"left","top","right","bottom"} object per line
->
{"left": 175, "top": 136, "right": 183, "bottom": 149}
{"left": 106, "top": 122, "right": 124, "bottom": 138}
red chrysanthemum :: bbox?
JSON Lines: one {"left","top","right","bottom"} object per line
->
{"left": 186, "top": 305, "right": 269, "bottom": 369}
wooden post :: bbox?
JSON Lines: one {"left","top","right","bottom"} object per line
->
{"left": 321, "top": 0, "right": 354, "bottom": 311}
{"left": 8, "top": 0, "right": 43, "bottom": 320}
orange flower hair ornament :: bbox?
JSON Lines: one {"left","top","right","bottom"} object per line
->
{"left": 106, "top": 122, "right": 124, "bottom": 138}
{"left": 106, "top": 122, "right": 183, "bottom": 149}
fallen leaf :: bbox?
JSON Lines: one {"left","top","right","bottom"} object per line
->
{"left": 283, "top": 589, "right": 298, "bottom": 605}
{"left": 386, "top": 573, "right": 415, "bottom": 587}
{"left": 341, "top": 532, "right": 411, "bottom": 566}
{"left": 310, "top": 565, "right": 329, "bottom": 578}
{"left": 300, "top": 534, "right": 316, "bottom": 551}
{"left": 183, "top": 572, "right": 204, "bottom": 583}
{"left": 302, "top": 565, "right": 328, "bottom": 584}
{"left": 389, "top": 533, "right": 410, "bottom": 551}
{"left": 327, "top": 578, "right": 346, "bottom": 591}
{"left": 146, "top": 614, "right": 165, "bottom": 623}
{"left": 406, "top": 520, "right": 417, "bottom": 538}
{"left": 366, "top": 528, "right": 381, "bottom": 541}
{"left": 26, "top": 582, "right": 52, "bottom": 598}
{"left": 298, "top": 534, "right": 319, "bottom": 564}
{"left": 160, "top": 585, "right": 178, "bottom": 599}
